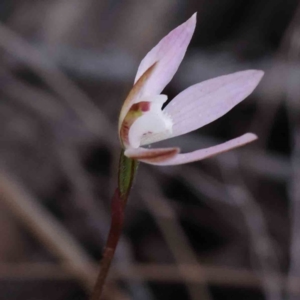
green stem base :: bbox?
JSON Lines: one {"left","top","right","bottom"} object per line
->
{"left": 90, "top": 150, "right": 138, "bottom": 300}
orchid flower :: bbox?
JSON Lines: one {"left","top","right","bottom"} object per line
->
{"left": 118, "top": 13, "right": 263, "bottom": 166}
{"left": 91, "top": 14, "right": 264, "bottom": 299}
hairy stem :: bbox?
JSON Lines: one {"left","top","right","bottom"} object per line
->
{"left": 90, "top": 150, "right": 138, "bottom": 300}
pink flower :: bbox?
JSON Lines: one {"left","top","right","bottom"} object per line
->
{"left": 118, "top": 13, "right": 263, "bottom": 166}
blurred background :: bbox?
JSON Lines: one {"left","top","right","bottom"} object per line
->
{"left": 0, "top": 0, "right": 299, "bottom": 299}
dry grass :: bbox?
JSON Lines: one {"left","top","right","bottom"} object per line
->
{"left": 0, "top": 1, "right": 298, "bottom": 299}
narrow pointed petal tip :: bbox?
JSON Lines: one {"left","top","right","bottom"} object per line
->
{"left": 245, "top": 69, "right": 264, "bottom": 85}
{"left": 133, "top": 14, "right": 196, "bottom": 95}
{"left": 190, "top": 12, "right": 197, "bottom": 23}
{"left": 243, "top": 132, "right": 258, "bottom": 142}
{"left": 186, "top": 12, "right": 197, "bottom": 27}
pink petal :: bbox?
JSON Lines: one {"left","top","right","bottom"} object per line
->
{"left": 164, "top": 70, "right": 264, "bottom": 138}
{"left": 140, "top": 133, "right": 257, "bottom": 166}
{"left": 125, "top": 147, "right": 179, "bottom": 163}
{"left": 134, "top": 13, "right": 196, "bottom": 96}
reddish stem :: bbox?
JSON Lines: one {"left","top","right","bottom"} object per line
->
{"left": 90, "top": 189, "right": 124, "bottom": 300}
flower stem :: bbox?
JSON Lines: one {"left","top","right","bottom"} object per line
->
{"left": 90, "top": 150, "right": 138, "bottom": 300}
